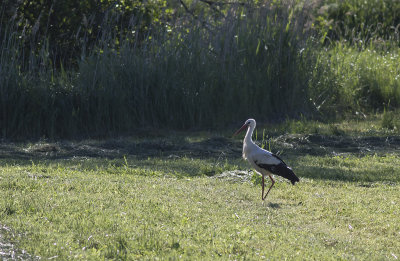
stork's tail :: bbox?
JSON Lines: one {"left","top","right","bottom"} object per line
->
{"left": 284, "top": 166, "right": 299, "bottom": 185}
{"left": 290, "top": 173, "right": 300, "bottom": 185}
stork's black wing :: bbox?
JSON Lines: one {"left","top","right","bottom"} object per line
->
{"left": 256, "top": 158, "right": 299, "bottom": 185}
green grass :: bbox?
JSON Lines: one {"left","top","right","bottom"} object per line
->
{"left": 310, "top": 45, "right": 400, "bottom": 116}
{"left": 314, "top": 0, "right": 400, "bottom": 44}
{"left": 261, "top": 113, "right": 400, "bottom": 137}
{"left": 1, "top": 128, "right": 400, "bottom": 259}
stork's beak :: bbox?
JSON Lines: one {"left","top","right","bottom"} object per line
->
{"left": 233, "top": 124, "right": 248, "bottom": 136}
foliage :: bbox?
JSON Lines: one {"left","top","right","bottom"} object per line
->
{"left": 381, "top": 107, "right": 397, "bottom": 130}
{"left": 0, "top": 0, "right": 170, "bottom": 66}
{"left": 314, "top": 0, "right": 400, "bottom": 45}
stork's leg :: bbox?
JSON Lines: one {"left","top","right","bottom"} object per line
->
{"left": 262, "top": 175, "right": 275, "bottom": 200}
{"left": 261, "top": 175, "right": 265, "bottom": 200}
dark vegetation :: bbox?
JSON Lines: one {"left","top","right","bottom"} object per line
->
{"left": 0, "top": 0, "right": 400, "bottom": 139}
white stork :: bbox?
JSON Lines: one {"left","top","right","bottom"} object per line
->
{"left": 234, "top": 119, "right": 299, "bottom": 200}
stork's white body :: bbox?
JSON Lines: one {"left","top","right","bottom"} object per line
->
{"left": 242, "top": 130, "right": 281, "bottom": 177}
{"left": 235, "top": 119, "right": 299, "bottom": 200}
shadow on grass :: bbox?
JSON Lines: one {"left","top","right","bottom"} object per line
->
{"left": 1, "top": 134, "right": 399, "bottom": 182}
{"left": 299, "top": 165, "right": 400, "bottom": 183}
{"left": 267, "top": 202, "right": 281, "bottom": 209}
{"left": 0, "top": 136, "right": 241, "bottom": 162}
{"left": 2, "top": 134, "right": 400, "bottom": 161}
{"left": 0, "top": 137, "right": 244, "bottom": 178}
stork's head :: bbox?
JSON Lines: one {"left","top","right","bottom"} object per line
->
{"left": 233, "top": 119, "right": 256, "bottom": 136}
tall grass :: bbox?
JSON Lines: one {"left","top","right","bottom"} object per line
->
{"left": 79, "top": 5, "right": 313, "bottom": 129}
{"left": 310, "top": 44, "right": 400, "bottom": 117}
{"left": 315, "top": 0, "right": 400, "bottom": 45}
{"left": 2, "top": 0, "right": 400, "bottom": 139}
{"left": 0, "top": 21, "right": 77, "bottom": 138}
{"left": 0, "top": 2, "right": 314, "bottom": 139}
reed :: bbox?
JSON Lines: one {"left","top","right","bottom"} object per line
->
{"left": 1, "top": 1, "right": 400, "bottom": 139}
{"left": 309, "top": 44, "right": 400, "bottom": 117}
{"left": 0, "top": 2, "right": 314, "bottom": 139}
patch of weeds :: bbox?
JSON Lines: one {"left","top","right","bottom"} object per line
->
{"left": 308, "top": 124, "right": 321, "bottom": 134}
{"left": 116, "top": 235, "right": 128, "bottom": 256}
{"left": 381, "top": 108, "right": 396, "bottom": 130}
{"left": 201, "top": 160, "right": 238, "bottom": 177}
{"left": 1, "top": 194, "right": 16, "bottom": 216}
{"left": 251, "top": 172, "right": 262, "bottom": 185}
{"left": 258, "top": 130, "right": 279, "bottom": 152}
{"left": 328, "top": 124, "right": 345, "bottom": 136}
{"left": 201, "top": 165, "right": 219, "bottom": 176}
{"left": 104, "top": 235, "right": 129, "bottom": 259}
{"left": 171, "top": 242, "right": 180, "bottom": 250}
{"left": 287, "top": 119, "right": 308, "bottom": 134}
{"left": 87, "top": 237, "right": 100, "bottom": 250}
{"left": 3, "top": 204, "right": 16, "bottom": 216}
{"left": 284, "top": 117, "right": 321, "bottom": 134}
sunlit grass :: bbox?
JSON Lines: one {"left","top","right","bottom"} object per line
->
{"left": 296, "top": 154, "right": 400, "bottom": 182}
{"left": 0, "top": 143, "right": 399, "bottom": 259}
{"left": 310, "top": 45, "right": 400, "bottom": 115}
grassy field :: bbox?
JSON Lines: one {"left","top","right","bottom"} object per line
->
{"left": 1, "top": 1, "right": 400, "bottom": 259}
{"left": 1, "top": 118, "right": 400, "bottom": 260}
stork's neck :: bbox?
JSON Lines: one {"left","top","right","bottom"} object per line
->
{"left": 244, "top": 124, "right": 255, "bottom": 145}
